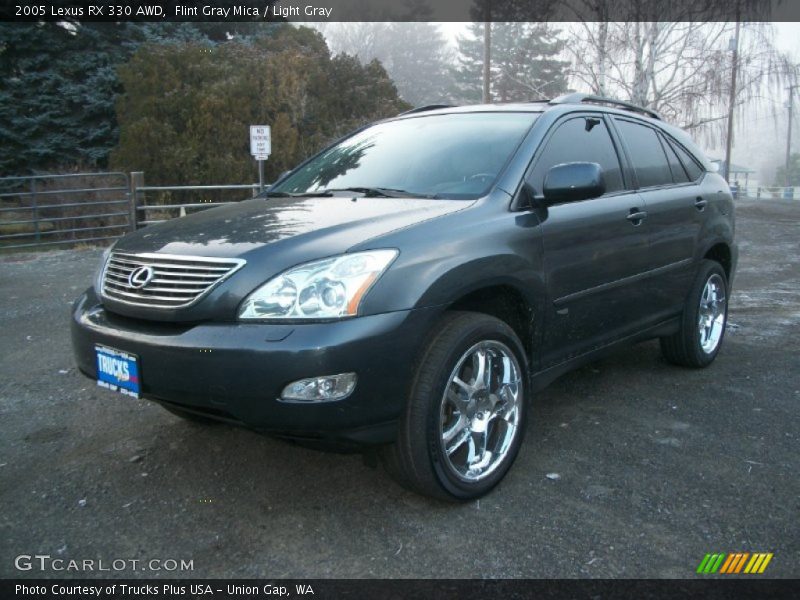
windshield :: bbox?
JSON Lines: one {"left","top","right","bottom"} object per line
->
{"left": 271, "top": 112, "right": 539, "bottom": 199}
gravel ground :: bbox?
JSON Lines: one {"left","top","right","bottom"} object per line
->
{"left": 0, "top": 198, "right": 798, "bottom": 579}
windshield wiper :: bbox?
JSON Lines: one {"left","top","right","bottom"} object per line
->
{"left": 323, "top": 187, "right": 437, "bottom": 199}
{"left": 265, "top": 187, "right": 436, "bottom": 199}
{"left": 264, "top": 190, "right": 333, "bottom": 198}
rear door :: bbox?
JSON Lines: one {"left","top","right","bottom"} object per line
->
{"left": 526, "top": 114, "right": 653, "bottom": 367}
{"left": 611, "top": 118, "right": 705, "bottom": 320}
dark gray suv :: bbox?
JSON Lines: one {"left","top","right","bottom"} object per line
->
{"left": 71, "top": 94, "right": 736, "bottom": 501}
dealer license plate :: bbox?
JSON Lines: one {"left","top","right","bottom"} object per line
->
{"left": 95, "top": 344, "right": 140, "bottom": 398}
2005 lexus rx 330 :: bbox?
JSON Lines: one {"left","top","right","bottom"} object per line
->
{"left": 72, "top": 95, "right": 736, "bottom": 501}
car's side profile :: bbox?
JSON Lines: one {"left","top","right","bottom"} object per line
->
{"left": 71, "top": 94, "right": 736, "bottom": 501}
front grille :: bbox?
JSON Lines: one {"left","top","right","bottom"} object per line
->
{"left": 102, "top": 252, "right": 245, "bottom": 309}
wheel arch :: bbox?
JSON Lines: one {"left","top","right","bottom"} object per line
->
{"left": 446, "top": 282, "right": 538, "bottom": 360}
{"left": 702, "top": 242, "right": 733, "bottom": 281}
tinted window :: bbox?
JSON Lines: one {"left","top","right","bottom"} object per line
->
{"left": 668, "top": 138, "right": 705, "bottom": 181}
{"left": 529, "top": 117, "right": 623, "bottom": 194}
{"left": 272, "top": 112, "right": 539, "bottom": 199}
{"left": 660, "top": 134, "right": 690, "bottom": 184}
{"left": 615, "top": 119, "right": 673, "bottom": 188}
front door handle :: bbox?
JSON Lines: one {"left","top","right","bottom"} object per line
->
{"left": 695, "top": 197, "right": 708, "bottom": 211}
{"left": 626, "top": 209, "right": 648, "bottom": 225}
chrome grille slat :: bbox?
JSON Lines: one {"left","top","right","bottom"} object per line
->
{"left": 107, "top": 266, "right": 220, "bottom": 281}
{"left": 148, "top": 278, "right": 217, "bottom": 286}
{"left": 148, "top": 280, "right": 210, "bottom": 289}
{"left": 103, "top": 288, "right": 199, "bottom": 302}
{"left": 104, "top": 281, "right": 200, "bottom": 296}
{"left": 102, "top": 252, "right": 245, "bottom": 309}
{"left": 104, "top": 272, "right": 131, "bottom": 281}
{"left": 107, "top": 264, "right": 136, "bottom": 273}
{"left": 105, "top": 271, "right": 210, "bottom": 288}
{"left": 110, "top": 257, "right": 231, "bottom": 272}
{"left": 151, "top": 273, "right": 219, "bottom": 280}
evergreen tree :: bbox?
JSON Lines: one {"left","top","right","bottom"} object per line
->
{"left": 110, "top": 26, "right": 409, "bottom": 187}
{"left": 451, "top": 22, "right": 486, "bottom": 104}
{"left": 0, "top": 22, "right": 142, "bottom": 174}
{"left": 0, "top": 19, "right": 282, "bottom": 176}
{"left": 377, "top": 23, "right": 454, "bottom": 106}
{"left": 774, "top": 153, "right": 800, "bottom": 187}
{"left": 451, "top": 22, "right": 570, "bottom": 104}
{"left": 492, "top": 23, "right": 570, "bottom": 101}
{"left": 318, "top": 22, "right": 455, "bottom": 107}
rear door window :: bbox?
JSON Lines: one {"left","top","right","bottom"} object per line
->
{"left": 615, "top": 119, "right": 674, "bottom": 188}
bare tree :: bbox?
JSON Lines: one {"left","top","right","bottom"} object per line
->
{"left": 569, "top": 19, "right": 793, "bottom": 145}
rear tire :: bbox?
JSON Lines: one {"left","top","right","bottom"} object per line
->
{"left": 382, "top": 311, "right": 529, "bottom": 502}
{"left": 660, "top": 260, "right": 729, "bottom": 368}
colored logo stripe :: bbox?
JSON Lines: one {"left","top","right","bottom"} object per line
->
{"left": 697, "top": 553, "right": 773, "bottom": 574}
{"left": 697, "top": 553, "right": 725, "bottom": 573}
{"left": 720, "top": 553, "right": 749, "bottom": 573}
{"left": 745, "top": 553, "right": 773, "bottom": 574}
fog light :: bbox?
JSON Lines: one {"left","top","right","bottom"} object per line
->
{"left": 280, "top": 373, "right": 357, "bottom": 403}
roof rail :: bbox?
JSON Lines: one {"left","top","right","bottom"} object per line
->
{"left": 398, "top": 104, "right": 453, "bottom": 116}
{"left": 549, "top": 93, "right": 662, "bottom": 120}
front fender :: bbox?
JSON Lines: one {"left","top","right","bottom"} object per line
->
{"left": 356, "top": 199, "right": 545, "bottom": 317}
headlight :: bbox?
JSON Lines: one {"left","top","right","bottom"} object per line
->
{"left": 93, "top": 244, "right": 114, "bottom": 296}
{"left": 238, "top": 249, "right": 398, "bottom": 320}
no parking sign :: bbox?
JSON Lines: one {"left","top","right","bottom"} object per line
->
{"left": 250, "top": 125, "right": 271, "bottom": 160}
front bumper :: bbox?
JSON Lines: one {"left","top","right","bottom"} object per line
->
{"left": 71, "top": 288, "right": 439, "bottom": 444}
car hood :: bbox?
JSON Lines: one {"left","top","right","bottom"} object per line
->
{"left": 115, "top": 196, "right": 468, "bottom": 259}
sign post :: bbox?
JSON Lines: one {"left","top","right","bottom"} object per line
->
{"left": 250, "top": 125, "right": 271, "bottom": 192}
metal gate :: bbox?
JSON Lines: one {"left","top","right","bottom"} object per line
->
{"left": 0, "top": 172, "right": 132, "bottom": 251}
{"left": 0, "top": 172, "right": 263, "bottom": 251}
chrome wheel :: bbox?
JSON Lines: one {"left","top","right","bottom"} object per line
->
{"left": 698, "top": 274, "right": 726, "bottom": 354}
{"left": 439, "top": 341, "right": 523, "bottom": 482}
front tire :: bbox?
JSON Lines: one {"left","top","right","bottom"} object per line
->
{"left": 660, "top": 259, "right": 729, "bottom": 368}
{"left": 382, "top": 311, "right": 529, "bottom": 502}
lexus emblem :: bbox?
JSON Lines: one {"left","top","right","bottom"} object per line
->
{"left": 128, "top": 265, "right": 154, "bottom": 289}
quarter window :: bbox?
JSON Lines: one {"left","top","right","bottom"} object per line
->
{"left": 615, "top": 119, "right": 674, "bottom": 188}
{"left": 660, "top": 134, "right": 690, "bottom": 184}
{"left": 668, "top": 138, "right": 705, "bottom": 181}
{"left": 529, "top": 117, "right": 624, "bottom": 195}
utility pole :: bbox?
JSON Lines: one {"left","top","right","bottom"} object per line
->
{"left": 786, "top": 84, "right": 799, "bottom": 188}
{"left": 723, "top": 17, "right": 741, "bottom": 183}
{"left": 482, "top": 22, "right": 491, "bottom": 104}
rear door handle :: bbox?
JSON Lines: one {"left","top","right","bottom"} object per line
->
{"left": 694, "top": 197, "right": 708, "bottom": 211}
{"left": 626, "top": 210, "right": 648, "bottom": 225}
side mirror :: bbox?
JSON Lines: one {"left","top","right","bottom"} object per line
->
{"left": 543, "top": 162, "right": 605, "bottom": 204}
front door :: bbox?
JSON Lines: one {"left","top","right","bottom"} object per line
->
{"left": 525, "top": 114, "right": 653, "bottom": 367}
